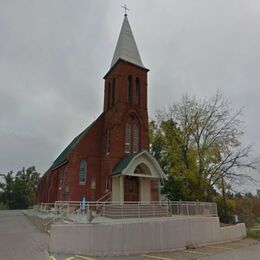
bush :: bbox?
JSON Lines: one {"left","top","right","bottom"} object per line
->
{"left": 214, "top": 196, "right": 235, "bottom": 223}
{"left": 0, "top": 202, "right": 7, "bottom": 210}
{"left": 234, "top": 198, "right": 256, "bottom": 228}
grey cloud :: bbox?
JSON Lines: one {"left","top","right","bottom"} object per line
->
{"left": 0, "top": 0, "right": 260, "bottom": 192}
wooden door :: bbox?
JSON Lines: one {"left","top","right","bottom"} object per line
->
{"left": 124, "top": 176, "right": 139, "bottom": 201}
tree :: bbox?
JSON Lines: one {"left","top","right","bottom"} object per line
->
{"left": 234, "top": 197, "right": 256, "bottom": 227}
{"left": 0, "top": 166, "right": 40, "bottom": 209}
{"left": 0, "top": 171, "right": 15, "bottom": 208}
{"left": 150, "top": 92, "right": 258, "bottom": 202}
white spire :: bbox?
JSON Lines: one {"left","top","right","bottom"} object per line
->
{"left": 111, "top": 15, "right": 145, "bottom": 69}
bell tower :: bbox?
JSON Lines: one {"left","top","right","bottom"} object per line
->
{"left": 99, "top": 14, "right": 152, "bottom": 198}
{"left": 103, "top": 15, "right": 149, "bottom": 157}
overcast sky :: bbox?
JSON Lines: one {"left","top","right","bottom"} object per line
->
{"left": 0, "top": 0, "right": 260, "bottom": 192}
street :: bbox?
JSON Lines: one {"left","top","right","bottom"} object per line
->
{"left": 51, "top": 237, "right": 260, "bottom": 260}
{"left": 201, "top": 242, "right": 260, "bottom": 260}
{"left": 0, "top": 210, "right": 49, "bottom": 260}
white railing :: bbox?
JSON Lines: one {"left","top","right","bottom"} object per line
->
{"left": 33, "top": 203, "right": 55, "bottom": 215}
{"left": 96, "top": 191, "right": 112, "bottom": 202}
{"left": 42, "top": 204, "right": 68, "bottom": 232}
{"left": 34, "top": 200, "right": 218, "bottom": 227}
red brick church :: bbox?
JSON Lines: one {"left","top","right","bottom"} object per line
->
{"left": 37, "top": 14, "right": 165, "bottom": 204}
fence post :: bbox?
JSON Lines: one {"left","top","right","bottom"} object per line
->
{"left": 66, "top": 203, "right": 69, "bottom": 217}
{"left": 169, "top": 202, "right": 172, "bottom": 216}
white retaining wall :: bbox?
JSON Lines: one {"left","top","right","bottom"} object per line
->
{"left": 49, "top": 216, "right": 246, "bottom": 256}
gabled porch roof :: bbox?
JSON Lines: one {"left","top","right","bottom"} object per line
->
{"left": 112, "top": 150, "right": 166, "bottom": 179}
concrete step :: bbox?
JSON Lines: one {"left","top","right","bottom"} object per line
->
{"left": 102, "top": 205, "right": 169, "bottom": 218}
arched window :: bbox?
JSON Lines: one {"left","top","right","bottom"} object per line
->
{"left": 135, "top": 78, "right": 140, "bottom": 105}
{"left": 134, "top": 163, "right": 151, "bottom": 175}
{"left": 127, "top": 75, "right": 132, "bottom": 104}
{"left": 79, "top": 160, "right": 87, "bottom": 184}
{"left": 107, "top": 82, "right": 111, "bottom": 110}
{"left": 112, "top": 78, "right": 115, "bottom": 106}
{"left": 133, "top": 124, "right": 139, "bottom": 153}
{"left": 125, "top": 124, "right": 131, "bottom": 153}
{"left": 106, "top": 129, "right": 110, "bottom": 155}
{"left": 59, "top": 169, "right": 65, "bottom": 186}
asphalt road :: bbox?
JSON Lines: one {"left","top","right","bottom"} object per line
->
{"left": 200, "top": 242, "right": 260, "bottom": 260}
{"left": 51, "top": 238, "right": 260, "bottom": 260}
{"left": 0, "top": 210, "right": 49, "bottom": 260}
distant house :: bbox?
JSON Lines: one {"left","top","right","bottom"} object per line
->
{"left": 37, "top": 15, "right": 165, "bottom": 203}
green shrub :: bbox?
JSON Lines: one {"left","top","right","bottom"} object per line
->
{"left": 0, "top": 202, "right": 7, "bottom": 210}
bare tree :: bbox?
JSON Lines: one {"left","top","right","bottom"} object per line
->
{"left": 151, "top": 91, "right": 259, "bottom": 201}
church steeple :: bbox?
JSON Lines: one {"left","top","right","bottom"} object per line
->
{"left": 110, "top": 15, "right": 146, "bottom": 69}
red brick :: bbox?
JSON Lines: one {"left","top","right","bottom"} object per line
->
{"left": 36, "top": 61, "right": 158, "bottom": 203}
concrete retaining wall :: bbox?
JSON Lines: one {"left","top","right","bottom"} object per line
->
{"left": 219, "top": 223, "right": 247, "bottom": 241}
{"left": 49, "top": 217, "right": 246, "bottom": 256}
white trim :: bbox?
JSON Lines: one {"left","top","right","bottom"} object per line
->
{"left": 122, "top": 151, "right": 166, "bottom": 179}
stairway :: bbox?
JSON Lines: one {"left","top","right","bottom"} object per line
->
{"left": 101, "top": 203, "right": 170, "bottom": 219}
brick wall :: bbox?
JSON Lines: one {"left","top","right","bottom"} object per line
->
{"left": 37, "top": 60, "right": 159, "bottom": 203}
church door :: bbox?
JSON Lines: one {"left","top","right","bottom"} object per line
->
{"left": 124, "top": 176, "right": 139, "bottom": 201}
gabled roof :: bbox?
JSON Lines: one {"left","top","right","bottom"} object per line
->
{"left": 112, "top": 153, "right": 136, "bottom": 175}
{"left": 110, "top": 15, "right": 146, "bottom": 69}
{"left": 45, "top": 115, "right": 101, "bottom": 176}
{"left": 112, "top": 150, "right": 166, "bottom": 179}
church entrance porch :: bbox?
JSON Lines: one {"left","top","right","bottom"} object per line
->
{"left": 111, "top": 151, "right": 165, "bottom": 203}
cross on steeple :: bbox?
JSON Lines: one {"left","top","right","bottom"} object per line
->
{"left": 121, "top": 4, "right": 129, "bottom": 16}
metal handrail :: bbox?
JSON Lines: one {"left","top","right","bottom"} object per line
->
{"left": 35, "top": 200, "right": 218, "bottom": 225}
{"left": 43, "top": 207, "right": 68, "bottom": 232}
{"left": 50, "top": 200, "right": 217, "bottom": 206}
{"left": 96, "top": 191, "right": 112, "bottom": 202}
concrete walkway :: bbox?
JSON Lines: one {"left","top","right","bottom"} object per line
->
{"left": 0, "top": 210, "right": 49, "bottom": 260}
{"left": 201, "top": 242, "right": 260, "bottom": 260}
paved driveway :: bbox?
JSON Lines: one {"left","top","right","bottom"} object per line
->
{"left": 51, "top": 238, "right": 260, "bottom": 260}
{"left": 201, "top": 242, "right": 260, "bottom": 260}
{"left": 0, "top": 210, "right": 49, "bottom": 260}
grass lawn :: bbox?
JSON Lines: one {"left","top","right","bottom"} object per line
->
{"left": 253, "top": 223, "right": 260, "bottom": 228}
{"left": 220, "top": 223, "right": 233, "bottom": 227}
{"left": 247, "top": 217, "right": 260, "bottom": 239}
{"left": 247, "top": 229, "right": 260, "bottom": 239}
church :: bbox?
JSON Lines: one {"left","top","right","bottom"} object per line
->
{"left": 37, "top": 14, "right": 165, "bottom": 204}
{"left": 36, "top": 12, "right": 247, "bottom": 258}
